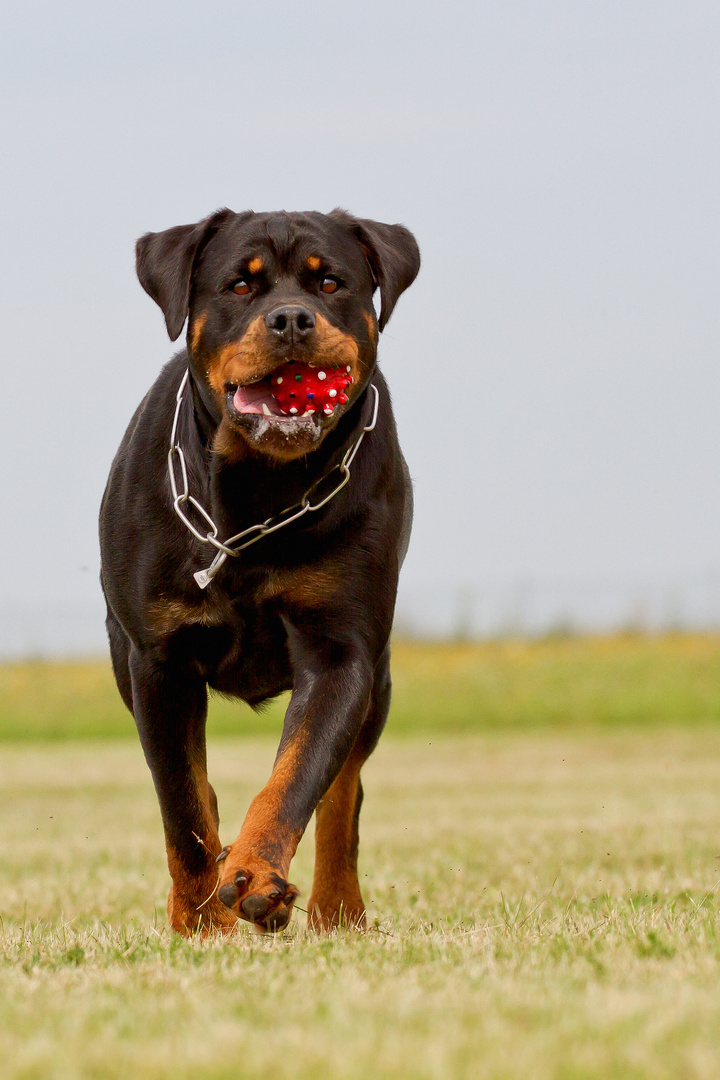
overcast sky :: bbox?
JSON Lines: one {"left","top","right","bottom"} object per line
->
{"left": 1, "top": 0, "right": 719, "bottom": 648}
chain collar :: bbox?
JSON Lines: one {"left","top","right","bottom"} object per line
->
{"left": 167, "top": 369, "right": 380, "bottom": 589}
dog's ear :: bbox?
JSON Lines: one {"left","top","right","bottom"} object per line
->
{"left": 330, "top": 210, "right": 420, "bottom": 331}
{"left": 135, "top": 208, "right": 234, "bottom": 341}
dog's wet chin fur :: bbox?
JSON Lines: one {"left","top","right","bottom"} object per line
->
{"left": 214, "top": 401, "right": 330, "bottom": 462}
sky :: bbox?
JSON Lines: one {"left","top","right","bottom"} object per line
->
{"left": 1, "top": 0, "right": 719, "bottom": 652}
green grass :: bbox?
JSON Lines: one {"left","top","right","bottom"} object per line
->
{"left": 3, "top": 633, "right": 720, "bottom": 740}
{"left": 2, "top": 732, "right": 720, "bottom": 1079}
{"left": 3, "top": 636, "right": 720, "bottom": 1077}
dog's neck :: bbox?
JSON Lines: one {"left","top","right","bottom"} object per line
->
{"left": 179, "top": 364, "right": 376, "bottom": 536}
{"left": 188, "top": 367, "right": 223, "bottom": 444}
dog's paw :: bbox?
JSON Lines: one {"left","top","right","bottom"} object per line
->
{"left": 167, "top": 885, "right": 239, "bottom": 937}
{"left": 217, "top": 861, "right": 299, "bottom": 933}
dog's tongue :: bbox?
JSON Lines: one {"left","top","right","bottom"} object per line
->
{"left": 232, "top": 384, "right": 284, "bottom": 415}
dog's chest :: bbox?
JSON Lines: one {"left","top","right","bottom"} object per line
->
{"left": 147, "top": 584, "right": 292, "bottom": 700}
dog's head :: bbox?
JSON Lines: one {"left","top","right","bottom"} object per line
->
{"left": 136, "top": 209, "right": 420, "bottom": 461}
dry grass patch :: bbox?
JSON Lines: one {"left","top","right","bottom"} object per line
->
{"left": 0, "top": 733, "right": 720, "bottom": 1078}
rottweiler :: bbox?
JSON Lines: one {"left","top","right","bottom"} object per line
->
{"left": 99, "top": 208, "right": 420, "bottom": 934}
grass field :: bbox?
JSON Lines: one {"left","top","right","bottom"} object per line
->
{"left": 3, "top": 633, "right": 720, "bottom": 740}
{"left": 1, "top": 636, "right": 720, "bottom": 1078}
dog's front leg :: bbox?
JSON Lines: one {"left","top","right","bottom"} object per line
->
{"left": 129, "top": 647, "right": 237, "bottom": 936}
{"left": 217, "top": 622, "right": 375, "bottom": 933}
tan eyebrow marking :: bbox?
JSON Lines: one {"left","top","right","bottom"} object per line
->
{"left": 306, "top": 256, "right": 321, "bottom": 271}
{"left": 248, "top": 257, "right": 263, "bottom": 274}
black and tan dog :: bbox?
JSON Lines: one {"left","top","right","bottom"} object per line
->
{"left": 99, "top": 208, "right": 420, "bottom": 934}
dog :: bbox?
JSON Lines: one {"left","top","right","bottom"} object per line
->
{"left": 99, "top": 208, "right": 420, "bottom": 934}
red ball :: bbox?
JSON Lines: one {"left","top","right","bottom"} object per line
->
{"left": 271, "top": 362, "right": 354, "bottom": 416}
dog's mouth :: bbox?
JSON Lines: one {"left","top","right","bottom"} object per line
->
{"left": 226, "top": 360, "right": 354, "bottom": 422}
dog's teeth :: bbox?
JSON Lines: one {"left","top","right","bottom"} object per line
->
{"left": 261, "top": 402, "right": 272, "bottom": 416}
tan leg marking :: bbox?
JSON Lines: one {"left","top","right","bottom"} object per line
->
{"left": 308, "top": 752, "right": 366, "bottom": 931}
{"left": 217, "top": 736, "right": 304, "bottom": 929}
{"left": 166, "top": 763, "right": 238, "bottom": 937}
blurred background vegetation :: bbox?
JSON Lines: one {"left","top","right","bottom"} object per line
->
{"left": 2, "top": 634, "right": 719, "bottom": 741}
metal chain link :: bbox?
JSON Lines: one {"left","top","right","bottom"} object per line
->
{"left": 167, "top": 369, "right": 380, "bottom": 589}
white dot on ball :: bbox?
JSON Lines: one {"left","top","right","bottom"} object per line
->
{"left": 318, "top": 371, "right": 326, "bottom": 380}
{"left": 346, "top": 366, "right": 351, "bottom": 372}
{"left": 289, "top": 407, "right": 298, "bottom": 414}
{"left": 276, "top": 376, "right": 283, "bottom": 384}
{"left": 329, "top": 388, "right": 337, "bottom": 397}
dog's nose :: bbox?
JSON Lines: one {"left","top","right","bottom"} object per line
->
{"left": 265, "top": 305, "right": 316, "bottom": 341}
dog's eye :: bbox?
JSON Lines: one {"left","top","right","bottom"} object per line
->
{"left": 320, "top": 277, "right": 339, "bottom": 294}
{"left": 232, "top": 279, "right": 251, "bottom": 295}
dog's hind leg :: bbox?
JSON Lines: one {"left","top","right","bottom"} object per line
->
{"left": 128, "top": 646, "right": 237, "bottom": 936}
{"left": 306, "top": 645, "right": 391, "bottom": 931}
